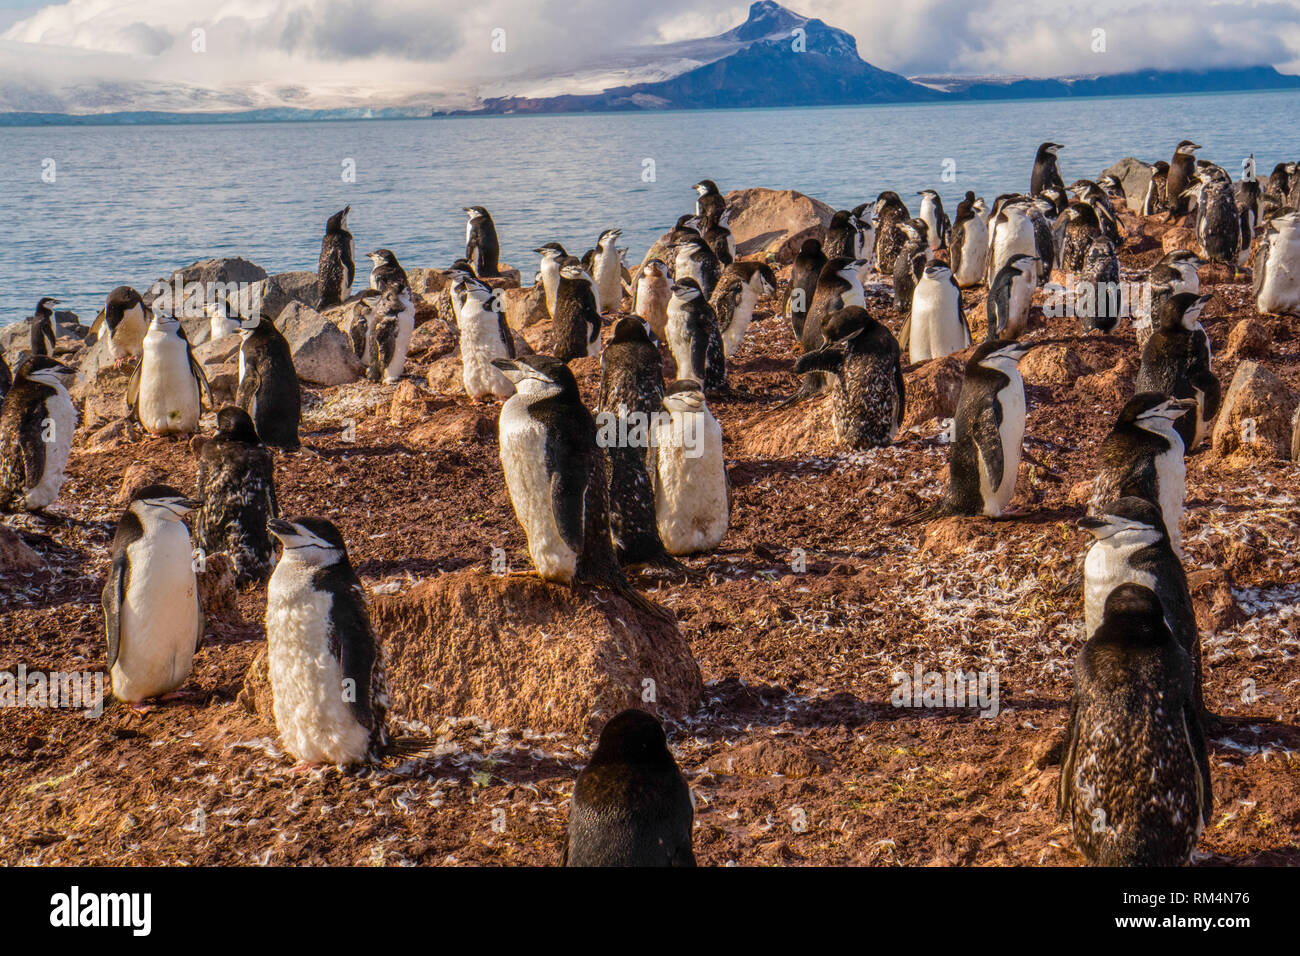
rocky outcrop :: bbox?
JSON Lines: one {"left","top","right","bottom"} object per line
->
{"left": 902, "top": 356, "right": 964, "bottom": 428}
{"left": 274, "top": 302, "right": 363, "bottom": 386}
{"left": 0, "top": 526, "right": 43, "bottom": 573}
{"left": 1211, "top": 360, "right": 1299, "bottom": 462}
{"left": 1100, "top": 157, "right": 1152, "bottom": 213}
{"left": 1020, "top": 345, "right": 1091, "bottom": 387}
{"left": 724, "top": 187, "right": 835, "bottom": 262}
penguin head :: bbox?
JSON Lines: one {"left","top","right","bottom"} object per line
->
{"left": 971, "top": 197, "right": 988, "bottom": 215}
{"left": 750, "top": 263, "right": 777, "bottom": 295}
{"left": 663, "top": 379, "right": 706, "bottom": 414}
{"left": 448, "top": 257, "right": 478, "bottom": 278}
{"left": 597, "top": 228, "right": 622, "bottom": 246}
{"left": 915, "top": 189, "right": 940, "bottom": 204}
{"left": 875, "top": 191, "right": 905, "bottom": 216}
{"left": 1121, "top": 392, "right": 1197, "bottom": 435}
{"left": 534, "top": 242, "right": 568, "bottom": 262}
{"left": 972, "top": 339, "right": 1031, "bottom": 374}
{"left": 588, "top": 709, "right": 674, "bottom": 769}
{"left": 1098, "top": 583, "right": 1170, "bottom": 644}
{"left": 559, "top": 262, "right": 594, "bottom": 286}
{"left": 1175, "top": 140, "right": 1201, "bottom": 156}
{"left": 642, "top": 258, "right": 668, "bottom": 280}
{"left": 693, "top": 180, "right": 718, "bottom": 196}
{"left": 464, "top": 206, "right": 489, "bottom": 222}
{"left": 1005, "top": 254, "right": 1038, "bottom": 278}
{"left": 150, "top": 312, "right": 184, "bottom": 337}
{"left": 1079, "top": 496, "right": 1168, "bottom": 547}
{"left": 851, "top": 202, "right": 874, "bottom": 227}
{"left": 899, "top": 219, "right": 924, "bottom": 241}
{"left": 797, "top": 238, "right": 824, "bottom": 260}
{"left": 1037, "top": 142, "right": 1064, "bottom": 158}
{"left": 326, "top": 206, "right": 350, "bottom": 232}
{"left": 821, "top": 305, "right": 871, "bottom": 344}
{"left": 35, "top": 297, "right": 60, "bottom": 318}
{"left": 18, "top": 356, "right": 74, "bottom": 389}
{"left": 674, "top": 214, "right": 701, "bottom": 233}
{"left": 215, "top": 405, "right": 260, "bottom": 444}
{"left": 268, "top": 517, "right": 349, "bottom": 567}
{"left": 367, "top": 248, "right": 399, "bottom": 267}
{"left": 669, "top": 278, "right": 703, "bottom": 303}
{"left": 920, "top": 261, "right": 953, "bottom": 282}
{"left": 129, "top": 484, "right": 198, "bottom": 523}
{"left": 611, "top": 315, "right": 653, "bottom": 345}
{"left": 1156, "top": 292, "right": 1210, "bottom": 331}
{"left": 491, "top": 355, "right": 576, "bottom": 400}
{"left": 1085, "top": 236, "right": 1116, "bottom": 264}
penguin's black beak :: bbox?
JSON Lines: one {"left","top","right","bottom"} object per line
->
{"left": 268, "top": 519, "right": 296, "bottom": 538}
{"left": 1077, "top": 515, "right": 1108, "bottom": 531}
{"left": 491, "top": 358, "right": 518, "bottom": 373}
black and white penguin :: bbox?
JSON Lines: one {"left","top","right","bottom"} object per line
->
{"left": 128, "top": 309, "right": 210, "bottom": 435}
{"left": 666, "top": 278, "right": 726, "bottom": 392}
{"left": 1165, "top": 141, "right": 1201, "bottom": 219}
{"left": 711, "top": 261, "right": 776, "bottom": 358}
{"left": 453, "top": 276, "right": 516, "bottom": 401}
{"left": 950, "top": 197, "right": 989, "bottom": 289}
{"left": 873, "top": 191, "right": 911, "bottom": 276}
{"left": 265, "top": 517, "right": 390, "bottom": 768}
{"left": 1090, "top": 393, "right": 1195, "bottom": 555}
{"left": 534, "top": 242, "right": 569, "bottom": 319}
{"left": 492, "top": 355, "right": 629, "bottom": 589}
{"left": 1098, "top": 173, "right": 1127, "bottom": 208}
{"left": 1188, "top": 175, "right": 1241, "bottom": 266}
{"left": 693, "top": 179, "right": 725, "bottom": 229}
{"left": 236, "top": 313, "right": 301, "bottom": 451}
{"left": 902, "top": 340, "right": 1031, "bottom": 522}
{"left": 850, "top": 203, "right": 878, "bottom": 279}
{"left": 648, "top": 379, "right": 729, "bottom": 555}
{"left": 1057, "top": 583, "right": 1211, "bottom": 866}
{"left": 551, "top": 262, "right": 602, "bottom": 361}
{"left": 794, "top": 305, "right": 905, "bottom": 449}
{"left": 891, "top": 219, "right": 931, "bottom": 312}
{"left": 366, "top": 247, "right": 411, "bottom": 295}
{"left": 204, "top": 293, "right": 241, "bottom": 343}
{"left": 103, "top": 484, "right": 203, "bottom": 704}
{"left": 985, "top": 254, "right": 1037, "bottom": 342}
{"left": 464, "top": 206, "right": 501, "bottom": 277}
{"left": 1061, "top": 202, "right": 1103, "bottom": 274}
{"left": 1143, "top": 161, "right": 1170, "bottom": 217}
{"left": 101, "top": 286, "right": 148, "bottom": 363}
{"left": 592, "top": 228, "right": 624, "bottom": 313}
{"left": 565, "top": 709, "right": 695, "bottom": 867}
{"left": 1254, "top": 212, "right": 1300, "bottom": 315}
{"left": 987, "top": 200, "right": 1041, "bottom": 287}
{"left": 29, "top": 298, "right": 58, "bottom": 357}
{"left": 634, "top": 258, "right": 672, "bottom": 342}
{"left": 784, "top": 238, "right": 827, "bottom": 339}
{"left": 1134, "top": 292, "right": 1218, "bottom": 451}
{"left": 0, "top": 356, "right": 76, "bottom": 512}
{"left": 901, "top": 262, "right": 969, "bottom": 364}
{"left": 702, "top": 214, "right": 735, "bottom": 267}
{"left": 1080, "top": 495, "right": 1204, "bottom": 716}
{"left": 597, "top": 316, "right": 671, "bottom": 566}
{"left": 1031, "top": 142, "right": 1065, "bottom": 196}
{"left": 916, "top": 189, "right": 950, "bottom": 250}
{"left": 1078, "top": 236, "right": 1121, "bottom": 333}
{"left": 360, "top": 289, "right": 414, "bottom": 385}
{"left": 674, "top": 235, "right": 722, "bottom": 299}
{"left": 194, "top": 406, "right": 279, "bottom": 587}
{"left": 317, "top": 206, "right": 355, "bottom": 308}
{"left": 823, "top": 210, "right": 860, "bottom": 259}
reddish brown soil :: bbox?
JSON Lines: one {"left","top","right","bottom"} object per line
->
{"left": 2, "top": 210, "right": 1298, "bottom": 867}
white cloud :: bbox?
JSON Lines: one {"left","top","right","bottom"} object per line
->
{"left": 2, "top": 0, "right": 1298, "bottom": 114}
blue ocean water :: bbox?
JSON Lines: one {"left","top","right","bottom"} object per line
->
{"left": 3, "top": 88, "right": 1299, "bottom": 326}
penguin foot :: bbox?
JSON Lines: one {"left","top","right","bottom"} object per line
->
{"left": 159, "top": 688, "right": 202, "bottom": 704}
{"left": 125, "top": 702, "right": 155, "bottom": 716}
{"left": 290, "top": 761, "right": 323, "bottom": 775}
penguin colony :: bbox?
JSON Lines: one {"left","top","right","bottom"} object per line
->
{"left": 4, "top": 135, "right": 1300, "bottom": 868}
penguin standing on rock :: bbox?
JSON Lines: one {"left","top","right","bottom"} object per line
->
{"left": 236, "top": 314, "right": 301, "bottom": 451}
{"left": 1058, "top": 583, "right": 1211, "bottom": 867}
{"left": 366, "top": 248, "right": 411, "bottom": 296}
{"left": 901, "top": 340, "right": 1031, "bottom": 523}
{"left": 465, "top": 206, "right": 500, "bottom": 277}
{"left": 794, "top": 306, "right": 904, "bottom": 449}
{"left": 1134, "top": 293, "right": 1218, "bottom": 450}
{"left": 29, "top": 298, "right": 58, "bottom": 357}
{"left": 693, "top": 179, "right": 725, "bottom": 229}
{"left": 1254, "top": 212, "right": 1300, "bottom": 315}
{"left": 666, "top": 279, "right": 726, "bottom": 393}
{"left": 317, "top": 206, "right": 354, "bottom": 308}
{"left": 1080, "top": 496, "right": 1204, "bottom": 717}
{"left": 597, "top": 317, "right": 671, "bottom": 567}
{"left": 634, "top": 259, "right": 672, "bottom": 341}
{"left": 986, "top": 254, "right": 1038, "bottom": 340}
{"left": 452, "top": 276, "right": 516, "bottom": 402}
{"left": 103, "top": 485, "right": 203, "bottom": 705}
{"left": 900, "top": 262, "right": 969, "bottom": 364}
{"left": 535, "top": 243, "right": 569, "bottom": 318}
{"left": 0, "top": 357, "right": 77, "bottom": 513}
{"left": 1090, "top": 393, "right": 1195, "bottom": 555}
{"left": 492, "top": 355, "right": 631, "bottom": 590}
{"left": 1031, "top": 142, "right": 1065, "bottom": 196}
{"left": 266, "top": 517, "right": 390, "bottom": 769}
{"left": 1165, "top": 141, "right": 1201, "bottom": 220}
{"left": 565, "top": 709, "right": 695, "bottom": 867}
{"left": 784, "top": 238, "right": 827, "bottom": 339}
{"left": 194, "top": 406, "right": 279, "bottom": 587}
{"left": 592, "top": 228, "right": 625, "bottom": 313}
{"left": 551, "top": 262, "right": 602, "bottom": 361}
{"left": 99, "top": 286, "right": 148, "bottom": 363}
{"left": 649, "top": 380, "right": 729, "bottom": 556}
{"left": 873, "top": 192, "right": 911, "bottom": 275}
{"left": 129, "top": 309, "right": 210, "bottom": 435}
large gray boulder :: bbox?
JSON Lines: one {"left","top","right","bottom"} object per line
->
{"left": 1101, "top": 157, "right": 1152, "bottom": 213}
{"left": 274, "top": 302, "right": 362, "bottom": 386}
{"left": 259, "top": 271, "right": 320, "bottom": 319}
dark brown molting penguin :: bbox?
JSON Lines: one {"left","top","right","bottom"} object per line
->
{"left": 891, "top": 220, "right": 930, "bottom": 312}
{"left": 565, "top": 709, "right": 695, "bottom": 867}
{"left": 823, "top": 210, "right": 859, "bottom": 259}
{"left": 29, "top": 297, "right": 58, "bottom": 357}
{"left": 1078, "top": 237, "right": 1121, "bottom": 333}
{"left": 693, "top": 179, "right": 725, "bottom": 230}
{"left": 1058, "top": 583, "right": 1211, "bottom": 867}
{"left": 1031, "top": 142, "right": 1065, "bottom": 196}
{"left": 597, "top": 316, "right": 672, "bottom": 567}
{"left": 1061, "top": 202, "right": 1103, "bottom": 274}
{"left": 1143, "top": 161, "right": 1170, "bottom": 217}
{"left": 1134, "top": 293, "right": 1218, "bottom": 451}
{"left": 194, "top": 406, "right": 279, "bottom": 587}
{"left": 1165, "top": 141, "right": 1201, "bottom": 220}
{"left": 317, "top": 206, "right": 354, "bottom": 308}
{"left": 873, "top": 191, "right": 911, "bottom": 276}
{"left": 794, "top": 305, "right": 905, "bottom": 449}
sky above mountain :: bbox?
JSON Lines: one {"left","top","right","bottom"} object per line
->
{"left": 3, "top": 0, "right": 1299, "bottom": 113}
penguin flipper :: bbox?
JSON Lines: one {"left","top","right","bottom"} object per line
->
{"left": 498, "top": 311, "right": 517, "bottom": 359}
{"left": 1251, "top": 244, "right": 1268, "bottom": 302}
{"left": 319, "top": 567, "right": 381, "bottom": 734}
{"left": 1184, "top": 700, "right": 1214, "bottom": 826}
{"left": 971, "top": 402, "right": 1005, "bottom": 493}
{"left": 546, "top": 426, "right": 588, "bottom": 556}
{"left": 1056, "top": 697, "right": 1080, "bottom": 822}
{"left": 897, "top": 311, "right": 913, "bottom": 354}
{"left": 186, "top": 342, "right": 212, "bottom": 409}
{"left": 793, "top": 348, "right": 844, "bottom": 376}
{"left": 103, "top": 553, "right": 128, "bottom": 671}
{"left": 126, "top": 359, "right": 142, "bottom": 420}
{"left": 894, "top": 358, "right": 907, "bottom": 428}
